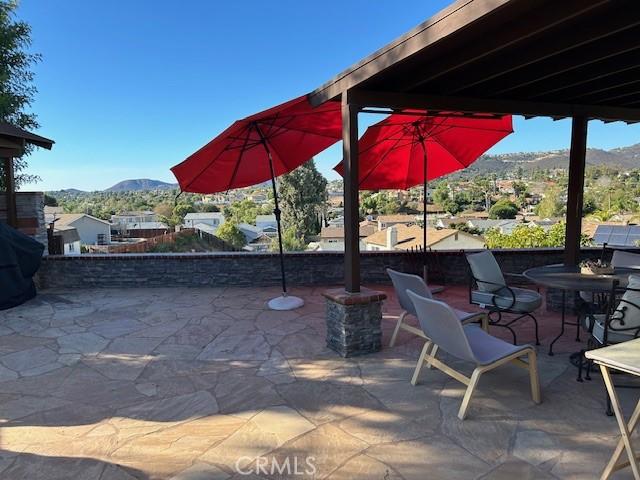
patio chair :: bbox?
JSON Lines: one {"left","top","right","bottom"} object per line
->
{"left": 580, "top": 248, "right": 640, "bottom": 305}
{"left": 407, "top": 291, "right": 541, "bottom": 420}
{"left": 466, "top": 250, "right": 541, "bottom": 345}
{"left": 580, "top": 275, "right": 640, "bottom": 374}
{"left": 386, "top": 268, "right": 488, "bottom": 347}
{"left": 579, "top": 275, "right": 640, "bottom": 413}
{"left": 611, "top": 249, "right": 640, "bottom": 269}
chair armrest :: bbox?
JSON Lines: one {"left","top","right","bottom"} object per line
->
{"left": 504, "top": 272, "right": 539, "bottom": 291}
{"left": 470, "top": 276, "right": 517, "bottom": 311}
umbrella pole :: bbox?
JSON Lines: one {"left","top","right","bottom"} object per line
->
{"left": 255, "top": 128, "right": 288, "bottom": 297}
{"left": 419, "top": 134, "right": 428, "bottom": 283}
{"left": 254, "top": 124, "right": 303, "bottom": 310}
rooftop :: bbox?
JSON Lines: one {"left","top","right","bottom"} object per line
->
{"left": 53, "top": 213, "right": 111, "bottom": 227}
{"left": 183, "top": 212, "right": 224, "bottom": 219}
{"left": 0, "top": 285, "right": 633, "bottom": 479}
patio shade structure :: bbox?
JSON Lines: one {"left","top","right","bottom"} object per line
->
{"left": 171, "top": 95, "right": 342, "bottom": 310}
{"left": 0, "top": 123, "right": 54, "bottom": 228}
{"left": 309, "top": 0, "right": 640, "bottom": 294}
{"left": 333, "top": 112, "right": 513, "bottom": 280}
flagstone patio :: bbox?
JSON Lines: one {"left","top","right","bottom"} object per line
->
{"left": 0, "top": 285, "right": 636, "bottom": 479}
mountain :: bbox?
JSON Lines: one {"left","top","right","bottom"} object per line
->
{"left": 457, "top": 143, "right": 640, "bottom": 176}
{"left": 105, "top": 179, "right": 178, "bottom": 192}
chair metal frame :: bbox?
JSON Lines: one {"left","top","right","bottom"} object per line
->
{"left": 467, "top": 264, "right": 541, "bottom": 346}
{"left": 579, "top": 280, "right": 640, "bottom": 414}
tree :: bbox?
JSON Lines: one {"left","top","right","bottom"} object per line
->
{"left": 224, "top": 199, "right": 259, "bottom": 225}
{"left": 44, "top": 194, "right": 58, "bottom": 206}
{"left": 535, "top": 186, "right": 564, "bottom": 218}
{"left": 278, "top": 159, "right": 327, "bottom": 241}
{"left": 173, "top": 203, "right": 195, "bottom": 223}
{"left": 273, "top": 226, "right": 306, "bottom": 252}
{"left": 154, "top": 203, "right": 173, "bottom": 218}
{"left": 485, "top": 223, "right": 591, "bottom": 249}
{"left": 489, "top": 199, "right": 518, "bottom": 219}
{"left": 432, "top": 183, "right": 450, "bottom": 206}
{"left": 216, "top": 222, "right": 246, "bottom": 249}
{"left": 0, "top": 1, "right": 41, "bottom": 189}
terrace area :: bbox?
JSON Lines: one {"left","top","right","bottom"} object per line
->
{"left": 0, "top": 284, "right": 636, "bottom": 479}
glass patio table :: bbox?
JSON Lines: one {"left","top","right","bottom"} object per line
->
{"left": 523, "top": 264, "right": 637, "bottom": 356}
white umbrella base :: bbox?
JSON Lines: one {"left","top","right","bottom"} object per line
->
{"left": 268, "top": 295, "right": 305, "bottom": 311}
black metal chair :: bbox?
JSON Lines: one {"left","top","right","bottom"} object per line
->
{"left": 579, "top": 277, "right": 640, "bottom": 412}
{"left": 466, "top": 250, "right": 541, "bottom": 345}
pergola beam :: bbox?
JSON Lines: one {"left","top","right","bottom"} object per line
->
{"left": 341, "top": 91, "right": 361, "bottom": 293}
{"left": 564, "top": 117, "right": 588, "bottom": 266}
{"left": 345, "top": 90, "right": 640, "bottom": 122}
{"left": 3, "top": 157, "right": 17, "bottom": 227}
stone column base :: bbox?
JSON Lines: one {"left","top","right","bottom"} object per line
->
{"left": 323, "top": 288, "right": 386, "bottom": 358}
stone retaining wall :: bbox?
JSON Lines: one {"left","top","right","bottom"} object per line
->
{"left": 36, "top": 247, "right": 631, "bottom": 289}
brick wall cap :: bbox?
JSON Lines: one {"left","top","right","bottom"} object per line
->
{"left": 323, "top": 287, "right": 387, "bottom": 305}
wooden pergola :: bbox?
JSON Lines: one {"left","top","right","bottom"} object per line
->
{"left": 0, "top": 123, "right": 54, "bottom": 227}
{"left": 309, "top": 0, "right": 640, "bottom": 293}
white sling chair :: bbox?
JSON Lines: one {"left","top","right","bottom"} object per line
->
{"left": 386, "top": 268, "right": 488, "bottom": 348}
{"left": 407, "top": 291, "right": 541, "bottom": 420}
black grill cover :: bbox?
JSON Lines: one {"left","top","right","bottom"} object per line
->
{"left": 0, "top": 221, "right": 44, "bottom": 310}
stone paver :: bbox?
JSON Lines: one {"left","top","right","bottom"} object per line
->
{"left": 0, "top": 286, "right": 637, "bottom": 479}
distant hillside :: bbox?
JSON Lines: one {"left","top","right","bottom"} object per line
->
{"left": 458, "top": 143, "right": 640, "bottom": 176}
{"left": 105, "top": 179, "right": 178, "bottom": 192}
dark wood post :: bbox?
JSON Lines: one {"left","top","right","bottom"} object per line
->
{"left": 564, "top": 116, "right": 588, "bottom": 266}
{"left": 3, "top": 157, "right": 17, "bottom": 228}
{"left": 342, "top": 91, "right": 360, "bottom": 293}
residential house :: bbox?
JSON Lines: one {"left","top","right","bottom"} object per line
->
{"left": 327, "top": 191, "right": 343, "bottom": 208}
{"left": 44, "top": 206, "right": 64, "bottom": 217}
{"left": 363, "top": 225, "right": 485, "bottom": 251}
{"left": 247, "top": 193, "right": 268, "bottom": 204}
{"left": 465, "top": 219, "right": 522, "bottom": 234}
{"left": 111, "top": 211, "right": 158, "bottom": 225}
{"left": 51, "top": 225, "right": 81, "bottom": 255}
{"left": 327, "top": 216, "right": 344, "bottom": 227}
{"left": 52, "top": 213, "right": 111, "bottom": 245}
{"left": 317, "top": 221, "right": 377, "bottom": 251}
{"left": 376, "top": 214, "right": 419, "bottom": 230}
{"left": 256, "top": 214, "right": 277, "bottom": 233}
{"left": 119, "top": 221, "right": 170, "bottom": 238}
{"left": 183, "top": 212, "right": 225, "bottom": 231}
{"left": 237, "top": 223, "right": 273, "bottom": 252}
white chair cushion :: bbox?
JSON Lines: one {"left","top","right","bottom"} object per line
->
{"left": 471, "top": 286, "right": 542, "bottom": 313}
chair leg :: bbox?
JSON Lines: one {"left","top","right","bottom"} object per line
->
{"left": 426, "top": 344, "right": 439, "bottom": 369}
{"left": 458, "top": 368, "right": 482, "bottom": 420}
{"left": 528, "top": 350, "right": 541, "bottom": 404}
{"left": 389, "top": 311, "right": 407, "bottom": 347}
{"left": 411, "top": 340, "right": 432, "bottom": 386}
{"left": 480, "top": 314, "right": 489, "bottom": 332}
{"left": 577, "top": 349, "right": 585, "bottom": 382}
{"left": 529, "top": 313, "right": 540, "bottom": 346}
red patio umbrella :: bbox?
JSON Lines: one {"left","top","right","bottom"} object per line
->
{"left": 172, "top": 95, "right": 342, "bottom": 310}
{"left": 334, "top": 112, "right": 513, "bottom": 280}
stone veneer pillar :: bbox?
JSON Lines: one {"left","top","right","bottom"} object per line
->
{"left": 323, "top": 287, "right": 386, "bottom": 357}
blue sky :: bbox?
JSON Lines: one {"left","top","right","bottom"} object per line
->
{"left": 17, "top": 0, "right": 640, "bottom": 192}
